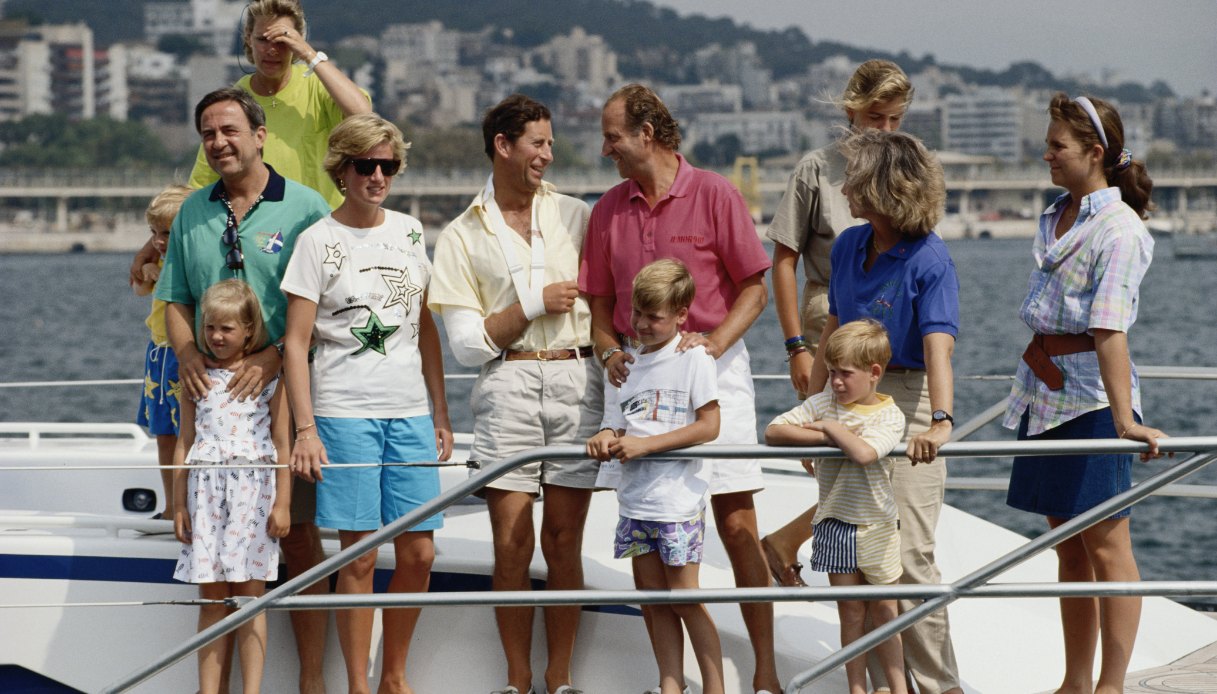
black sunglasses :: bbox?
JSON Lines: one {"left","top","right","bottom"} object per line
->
{"left": 349, "top": 158, "right": 402, "bottom": 177}
{"left": 222, "top": 216, "right": 243, "bottom": 271}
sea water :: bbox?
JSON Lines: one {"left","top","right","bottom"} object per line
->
{"left": 1, "top": 238, "right": 1215, "bottom": 586}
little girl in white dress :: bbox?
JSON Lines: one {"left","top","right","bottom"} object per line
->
{"left": 172, "top": 278, "right": 290, "bottom": 694}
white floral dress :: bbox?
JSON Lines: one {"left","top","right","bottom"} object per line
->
{"left": 173, "top": 370, "right": 280, "bottom": 583}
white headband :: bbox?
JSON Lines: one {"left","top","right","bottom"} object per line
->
{"left": 1074, "top": 96, "right": 1109, "bottom": 149}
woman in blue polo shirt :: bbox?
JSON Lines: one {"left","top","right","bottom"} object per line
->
{"left": 810, "top": 128, "right": 964, "bottom": 693}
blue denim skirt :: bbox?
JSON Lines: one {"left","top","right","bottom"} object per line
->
{"left": 1006, "top": 407, "right": 1133, "bottom": 520}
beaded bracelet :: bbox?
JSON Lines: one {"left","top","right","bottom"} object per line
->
{"left": 784, "top": 339, "right": 808, "bottom": 354}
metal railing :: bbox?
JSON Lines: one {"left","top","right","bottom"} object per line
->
{"left": 101, "top": 436, "right": 1217, "bottom": 692}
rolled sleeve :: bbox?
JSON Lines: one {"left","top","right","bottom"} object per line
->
{"left": 1089, "top": 227, "right": 1151, "bottom": 333}
{"left": 440, "top": 306, "right": 502, "bottom": 367}
{"left": 427, "top": 231, "right": 487, "bottom": 314}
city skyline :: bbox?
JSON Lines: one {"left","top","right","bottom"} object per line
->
{"left": 653, "top": 0, "right": 1217, "bottom": 99}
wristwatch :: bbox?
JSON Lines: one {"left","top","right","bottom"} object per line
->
{"left": 305, "top": 51, "right": 328, "bottom": 76}
{"left": 600, "top": 346, "right": 623, "bottom": 365}
{"left": 931, "top": 409, "right": 954, "bottom": 425}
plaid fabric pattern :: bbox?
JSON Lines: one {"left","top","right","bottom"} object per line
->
{"left": 1004, "top": 188, "right": 1155, "bottom": 436}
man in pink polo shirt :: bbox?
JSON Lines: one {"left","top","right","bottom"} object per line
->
{"left": 579, "top": 83, "right": 780, "bottom": 694}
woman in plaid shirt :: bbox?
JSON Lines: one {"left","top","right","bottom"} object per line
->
{"left": 1004, "top": 93, "right": 1167, "bottom": 694}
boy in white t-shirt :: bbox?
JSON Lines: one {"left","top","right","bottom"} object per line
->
{"left": 765, "top": 318, "right": 909, "bottom": 694}
{"left": 586, "top": 259, "right": 724, "bottom": 694}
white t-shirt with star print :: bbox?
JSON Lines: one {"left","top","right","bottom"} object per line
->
{"left": 282, "top": 210, "right": 432, "bottom": 418}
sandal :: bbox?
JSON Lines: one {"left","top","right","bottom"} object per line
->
{"left": 761, "top": 536, "right": 807, "bottom": 587}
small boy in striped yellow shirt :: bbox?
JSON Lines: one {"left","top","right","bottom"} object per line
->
{"left": 765, "top": 318, "right": 908, "bottom": 694}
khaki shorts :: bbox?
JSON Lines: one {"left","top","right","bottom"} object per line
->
{"left": 470, "top": 355, "right": 604, "bottom": 495}
{"left": 800, "top": 280, "right": 830, "bottom": 355}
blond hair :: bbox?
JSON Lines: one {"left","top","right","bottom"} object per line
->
{"left": 823, "top": 319, "right": 891, "bottom": 372}
{"left": 144, "top": 184, "right": 191, "bottom": 231}
{"left": 323, "top": 113, "right": 410, "bottom": 190}
{"left": 242, "top": 0, "right": 307, "bottom": 63}
{"left": 632, "top": 258, "right": 695, "bottom": 313}
{"left": 197, "top": 279, "right": 269, "bottom": 356}
{"left": 840, "top": 60, "right": 913, "bottom": 114}
{"left": 841, "top": 129, "right": 945, "bottom": 238}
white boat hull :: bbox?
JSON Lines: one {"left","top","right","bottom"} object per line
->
{"left": 1, "top": 428, "right": 1214, "bottom": 692}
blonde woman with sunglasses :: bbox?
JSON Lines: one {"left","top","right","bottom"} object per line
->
{"left": 281, "top": 114, "right": 451, "bottom": 694}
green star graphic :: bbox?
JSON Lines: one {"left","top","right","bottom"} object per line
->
{"left": 408, "top": 228, "right": 423, "bottom": 246}
{"left": 350, "top": 311, "right": 398, "bottom": 356}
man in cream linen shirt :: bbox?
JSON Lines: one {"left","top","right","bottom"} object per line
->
{"left": 428, "top": 94, "right": 601, "bottom": 694}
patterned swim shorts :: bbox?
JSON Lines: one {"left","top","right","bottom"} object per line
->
{"left": 614, "top": 515, "right": 705, "bottom": 566}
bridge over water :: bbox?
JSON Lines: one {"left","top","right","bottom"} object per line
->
{"left": 2, "top": 166, "right": 1215, "bottom": 237}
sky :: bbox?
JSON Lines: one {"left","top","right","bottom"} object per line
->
{"left": 652, "top": 0, "right": 1217, "bottom": 98}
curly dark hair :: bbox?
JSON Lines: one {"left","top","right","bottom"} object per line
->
{"left": 608, "top": 84, "right": 681, "bottom": 151}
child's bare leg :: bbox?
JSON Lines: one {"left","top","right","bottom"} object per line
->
{"left": 666, "top": 562, "right": 724, "bottom": 694}
{"left": 828, "top": 572, "right": 869, "bottom": 694}
{"left": 867, "top": 597, "right": 908, "bottom": 694}
{"left": 156, "top": 434, "right": 177, "bottom": 517}
{"left": 336, "top": 530, "right": 379, "bottom": 694}
{"left": 379, "top": 530, "right": 435, "bottom": 694}
{"left": 197, "top": 583, "right": 233, "bottom": 694}
{"left": 231, "top": 580, "right": 268, "bottom": 694}
{"left": 633, "top": 553, "right": 688, "bottom": 694}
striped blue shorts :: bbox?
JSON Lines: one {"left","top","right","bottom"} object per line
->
{"left": 811, "top": 516, "right": 902, "bottom": 585}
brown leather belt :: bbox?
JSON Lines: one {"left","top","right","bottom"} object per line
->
{"left": 1022, "top": 333, "right": 1095, "bottom": 390}
{"left": 503, "top": 346, "right": 594, "bottom": 361}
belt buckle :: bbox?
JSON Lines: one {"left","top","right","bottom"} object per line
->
{"left": 536, "top": 349, "right": 552, "bottom": 361}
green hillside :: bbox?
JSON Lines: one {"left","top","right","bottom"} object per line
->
{"left": 3, "top": 0, "right": 1170, "bottom": 99}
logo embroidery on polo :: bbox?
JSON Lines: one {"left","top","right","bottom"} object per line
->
{"left": 257, "top": 231, "right": 285, "bottom": 254}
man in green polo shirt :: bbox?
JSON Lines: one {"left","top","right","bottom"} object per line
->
{"left": 156, "top": 86, "right": 332, "bottom": 692}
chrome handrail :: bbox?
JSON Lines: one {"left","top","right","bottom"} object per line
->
{"left": 103, "top": 437, "right": 1217, "bottom": 692}
{"left": 788, "top": 446, "right": 1217, "bottom": 690}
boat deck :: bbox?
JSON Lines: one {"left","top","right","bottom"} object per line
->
{"left": 1124, "top": 619, "right": 1217, "bottom": 693}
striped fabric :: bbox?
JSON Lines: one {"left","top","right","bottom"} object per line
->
{"left": 1003, "top": 187, "right": 1155, "bottom": 436}
{"left": 810, "top": 516, "right": 857, "bottom": 573}
{"left": 810, "top": 517, "right": 902, "bottom": 585}
{"left": 770, "top": 391, "right": 906, "bottom": 524}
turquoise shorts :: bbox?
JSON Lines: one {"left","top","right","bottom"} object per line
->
{"left": 315, "top": 416, "right": 444, "bottom": 532}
